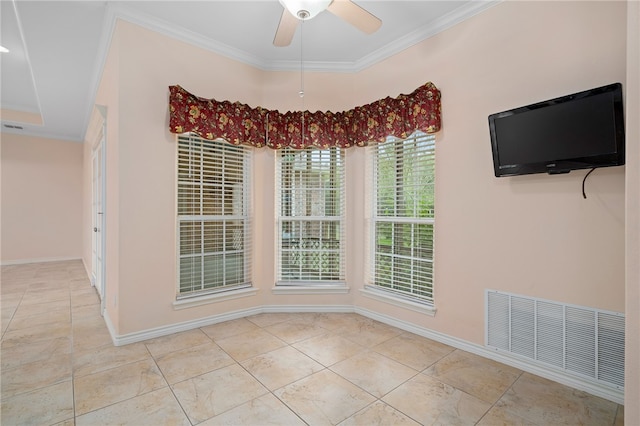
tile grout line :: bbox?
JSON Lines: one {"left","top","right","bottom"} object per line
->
{"left": 473, "top": 369, "right": 527, "bottom": 426}
{"left": 3, "top": 262, "right": 624, "bottom": 425}
{"left": 144, "top": 340, "right": 195, "bottom": 426}
{"left": 68, "top": 272, "right": 77, "bottom": 426}
{"left": 0, "top": 284, "right": 27, "bottom": 342}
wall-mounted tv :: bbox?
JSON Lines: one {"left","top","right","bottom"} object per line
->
{"left": 488, "top": 83, "right": 625, "bottom": 177}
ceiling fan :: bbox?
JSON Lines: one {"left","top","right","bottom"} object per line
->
{"left": 273, "top": 0, "right": 382, "bottom": 47}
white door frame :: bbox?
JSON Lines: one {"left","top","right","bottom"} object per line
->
{"left": 91, "top": 105, "right": 107, "bottom": 315}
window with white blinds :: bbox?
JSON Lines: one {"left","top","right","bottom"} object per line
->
{"left": 276, "top": 147, "right": 345, "bottom": 284}
{"left": 366, "top": 131, "right": 435, "bottom": 305}
{"left": 177, "top": 135, "right": 252, "bottom": 298}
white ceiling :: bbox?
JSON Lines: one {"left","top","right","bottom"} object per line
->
{"left": 0, "top": 0, "right": 498, "bottom": 142}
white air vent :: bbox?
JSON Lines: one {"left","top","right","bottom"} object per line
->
{"left": 486, "top": 290, "right": 624, "bottom": 389}
{"left": 3, "top": 124, "right": 24, "bottom": 130}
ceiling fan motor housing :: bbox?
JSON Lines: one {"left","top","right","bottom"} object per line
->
{"left": 273, "top": 0, "right": 381, "bottom": 47}
{"left": 279, "top": 0, "right": 332, "bottom": 20}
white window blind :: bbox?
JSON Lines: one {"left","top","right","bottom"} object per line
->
{"left": 366, "top": 131, "right": 435, "bottom": 304}
{"left": 276, "top": 147, "right": 345, "bottom": 284}
{"left": 177, "top": 135, "right": 252, "bottom": 298}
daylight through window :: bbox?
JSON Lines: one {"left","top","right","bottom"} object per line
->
{"left": 366, "top": 131, "right": 435, "bottom": 304}
{"left": 276, "top": 147, "right": 346, "bottom": 284}
{"left": 176, "top": 135, "right": 252, "bottom": 298}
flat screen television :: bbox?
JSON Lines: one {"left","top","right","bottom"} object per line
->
{"left": 488, "top": 83, "right": 625, "bottom": 177}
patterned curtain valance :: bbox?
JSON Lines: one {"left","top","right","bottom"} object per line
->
{"left": 168, "top": 82, "right": 441, "bottom": 149}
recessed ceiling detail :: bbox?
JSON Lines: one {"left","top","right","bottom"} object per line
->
{"left": 0, "top": 1, "right": 40, "bottom": 116}
{"left": 0, "top": 1, "right": 498, "bottom": 143}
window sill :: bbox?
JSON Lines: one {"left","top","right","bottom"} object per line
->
{"left": 360, "top": 287, "right": 436, "bottom": 316}
{"left": 173, "top": 287, "right": 259, "bottom": 310}
{"left": 272, "top": 283, "right": 350, "bottom": 295}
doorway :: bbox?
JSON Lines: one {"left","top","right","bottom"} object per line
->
{"left": 91, "top": 106, "right": 106, "bottom": 314}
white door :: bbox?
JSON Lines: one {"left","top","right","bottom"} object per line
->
{"left": 91, "top": 107, "right": 106, "bottom": 313}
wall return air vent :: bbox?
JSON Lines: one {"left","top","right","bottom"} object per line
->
{"left": 3, "top": 124, "right": 24, "bottom": 130}
{"left": 485, "top": 290, "right": 624, "bottom": 390}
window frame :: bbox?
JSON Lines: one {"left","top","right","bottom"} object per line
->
{"left": 176, "top": 134, "right": 252, "bottom": 300}
{"left": 275, "top": 147, "right": 346, "bottom": 287}
{"left": 365, "top": 131, "right": 436, "bottom": 308}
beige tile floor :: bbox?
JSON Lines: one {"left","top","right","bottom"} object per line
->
{"left": 0, "top": 260, "right": 625, "bottom": 425}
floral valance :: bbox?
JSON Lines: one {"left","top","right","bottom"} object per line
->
{"left": 169, "top": 82, "right": 441, "bottom": 149}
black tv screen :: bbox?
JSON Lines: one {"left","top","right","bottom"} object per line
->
{"left": 488, "top": 83, "right": 625, "bottom": 177}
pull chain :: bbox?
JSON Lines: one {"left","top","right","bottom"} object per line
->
{"left": 299, "top": 19, "right": 305, "bottom": 146}
{"left": 299, "top": 19, "right": 305, "bottom": 99}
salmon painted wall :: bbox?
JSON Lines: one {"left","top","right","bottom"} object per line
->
{"left": 95, "top": 1, "right": 627, "bottom": 348}
{"left": 81, "top": 127, "right": 92, "bottom": 276}
{"left": 353, "top": 0, "right": 628, "bottom": 344}
{"left": 265, "top": 1, "right": 628, "bottom": 344}
{"left": 1, "top": 133, "right": 83, "bottom": 263}
{"left": 105, "top": 20, "right": 268, "bottom": 334}
{"left": 624, "top": 0, "right": 639, "bottom": 420}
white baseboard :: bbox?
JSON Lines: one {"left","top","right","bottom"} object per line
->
{"left": 261, "top": 304, "right": 353, "bottom": 314}
{"left": 107, "top": 304, "right": 355, "bottom": 346}
{"left": 0, "top": 256, "right": 82, "bottom": 266}
{"left": 81, "top": 257, "right": 93, "bottom": 284}
{"left": 101, "top": 302, "right": 623, "bottom": 404}
{"left": 354, "top": 306, "right": 624, "bottom": 405}
{"left": 107, "top": 306, "right": 263, "bottom": 346}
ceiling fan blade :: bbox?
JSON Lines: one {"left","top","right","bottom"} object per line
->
{"left": 273, "top": 8, "right": 299, "bottom": 46}
{"left": 327, "top": 0, "right": 382, "bottom": 34}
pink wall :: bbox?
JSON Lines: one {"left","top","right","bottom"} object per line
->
{"left": 90, "top": 0, "right": 630, "bottom": 379}
{"left": 1, "top": 133, "right": 83, "bottom": 263}
{"left": 82, "top": 127, "right": 92, "bottom": 273}
{"left": 96, "top": 20, "right": 268, "bottom": 334}
{"left": 625, "top": 0, "right": 640, "bottom": 421}
{"left": 353, "top": 0, "right": 627, "bottom": 343}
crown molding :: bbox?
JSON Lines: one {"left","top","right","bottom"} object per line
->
{"left": 106, "top": 1, "right": 501, "bottom": 74}
{"left": 107, "top": 3, "right": 268, "bottom": 70}
{"left": 351, "top": 0, "right": 501, "bottom": 73}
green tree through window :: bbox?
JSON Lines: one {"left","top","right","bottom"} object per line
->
{"left": 368, "top": 131, "right": 435, "bottom": 304}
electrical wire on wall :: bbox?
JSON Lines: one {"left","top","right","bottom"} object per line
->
{"left": 582, "top": 167, "right": 597, "bottom": 199}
